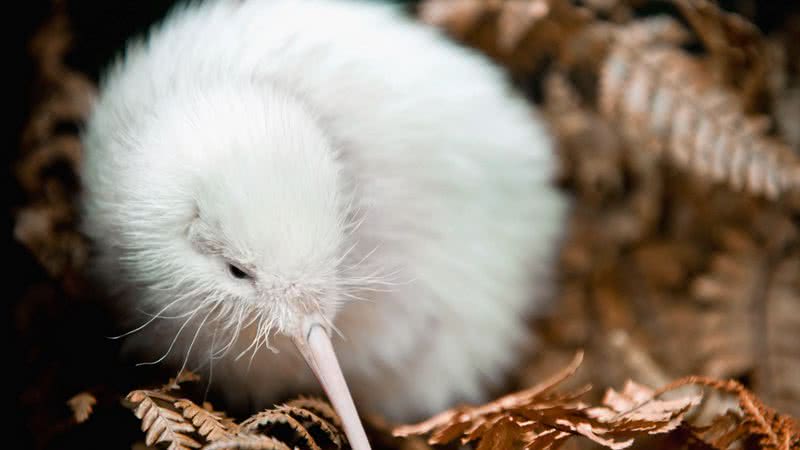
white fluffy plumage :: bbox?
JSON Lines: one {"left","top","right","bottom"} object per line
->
{"left": 80, "top": 0, "right": 567, "bottom": 422}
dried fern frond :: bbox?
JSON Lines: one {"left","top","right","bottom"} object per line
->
{"left": 672, "top": 0, "right": 768, "bottom": 109}
{"left": 396, "top": 355, "right": 798, "bottom": 450}
{"left": 202, "top": 434, "right": 292, "bottom": 450}
{"left": 124, "top": 372, "right": 345, "bottom": 450}
{"left": 690, "top": 228, "right": 765, "bottom": 378}
{"left": 13, "top": 7, "right": 94, "bottom": 281}
{"left": 658, "top": 377, "right": 800, "bottom": 450}
{"left": 273, "top": 405, "right": 343, "bottom": 449}
{"left": 418, "top": 0, "right": 592, "bottom": 73}
{"left": 686, "top": 224, "right": 800, "bottom": 418}
{"left": 162, "top": 371, "right": 202, "bottom": 392}
{"left": 125, "top": 390, "right": 202, "bottom": 450}
{"left": 238, "top": 402, "right": 344, "bottom": 450}
{"left": 239, "top": 397, "right": 345, "bottom": 450}
{"left": 579, "top": 0, "right": 636, "bottom": 21}
{"left": 543, "top": 70, "right": 626, "bottom": 202}
{"left": 393, "top": 351, "right": 584, "bottom": 441}
{"left": 691, "top": 410, "right": 750, "bottom": 450}
{"left": 586, "top": 380, "right": 703, "bottom": 448}
{"left": 240, "top": 410, "right": 323, "bottom": 450}
{"left": 174, "top": 399, "right": 237, "bottom": 442}
{"left": 600, "top": 42, "right": 800, "bottom": 200}
{"left": 761, "top": 254, "right": 800, "bottom": 417}
{"left": 284, "top": 397, "right": 343, "bottom": 429}
{"left": 394, "top": 351, "right": 703, "bottom": 450}
{"left": 67, "top": 392, "right": 96, "bottom": 424}
{"left": 773, "top": 85, "right": 800, "bottom": 151}
{"left": 420, "top": 0, "right": 551, "bottom": 50}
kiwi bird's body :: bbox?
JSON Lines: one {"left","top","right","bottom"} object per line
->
{"left": 81, "top": 0, "right": 567, "bottom": 423}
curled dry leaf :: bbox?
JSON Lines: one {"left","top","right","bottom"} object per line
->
{"left": 67, "top": 392, "right": 96, "bottom": 424}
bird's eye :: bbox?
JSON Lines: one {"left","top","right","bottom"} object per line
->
{"left": 228, "top": 264, "right": 250, "bottom": 280}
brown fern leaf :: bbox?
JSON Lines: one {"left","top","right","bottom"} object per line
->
{"left": 418, "top": 0, "right": 592, "bottom": 73}
{"left": 691, "top": 411, "right": 750, "bottom": 450}
{"left": 589, "top": 380, "right": 702, "bottom": 434}
{"left": 599, "top": 41, "right": 800, "bottom": 200}
{"left": 126, "top": 374, "right": 343, "bottom": 450}
{"left": 284, "top": 397, "right": 342, "bottom": 429}
{"left": 420, "top": 0, "right": 550, "bottom": 50}
{"left": 240, "top": 410, "right": 321, "bottom": 450}
{"left": 174, "top": 399, "right": 237, "bottom": 442}
{"left": 274, "top": 405, "right": 343, "bottom": 448}
{"left": 672, "top": 0, "right": 768, "bottom": 109}
{"left": 543, "top": 71, "right": 626, "bottom": 201}
{"left": 660, "top": 376, "right": 800, "bottom": 450}
{"left": 774, "top": 85, "right": 800, "bottom": 151}
{"left": 22, "top": 12, "right": 95, "bottom": 149}
{"left": 474, "top": 417, "right": 518, "bottom": 450}
{"left": 394, "top": 350, "right": 585, "bottom": 440}
{"left": 688, "top": 226, "right": 800, "bottom": 417}
{"left": 762, "top": 254, "right": 800, "bottom": 417}
{"left": 394, "top": 351, "right": 701, "bottom": 450}
{"left": 418, "top": 0, "right": 488, "bottom": 38}
{"left": 690, "top": 228, "right": 764, "bottom": 378}
{"left": 201, "top": 434, "right": 292, "bottom": 450}
{"left": 126, "top": 390, "right": 201, "bottom": 450}
{"left": 614, "top": 15, "right": 692, "bottom": 48}
{"left": 578, "top": 0, "right": 635, "bottom": 20}
{"left": 14, "top": 6, "right": 95, "bottom": 281}
{"left": 162, "top": 371, "right": 202, "bottom": 392}
{"left": 67, "top": 392, "right": 96, "bottom": 424}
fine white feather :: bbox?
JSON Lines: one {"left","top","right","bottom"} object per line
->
{"left": 80, "top": 0, "right": 568, "bottom": 421}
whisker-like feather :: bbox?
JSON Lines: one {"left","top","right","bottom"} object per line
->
{"left": 136, "top": 306, "right": 201, "bottom": 366}
{"left": 109, "top": 293, "right": 192, "bottom": 339}
{"left": 177, "top": 301, "right": 221, "bottom": 376}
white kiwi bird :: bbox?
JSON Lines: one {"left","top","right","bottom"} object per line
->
{"left": 80, "top": 0, "right": 567, "bottom": 448}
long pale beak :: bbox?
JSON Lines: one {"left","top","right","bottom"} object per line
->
{"left": 292, "top": 320, "right": 371, "bottom": 450}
